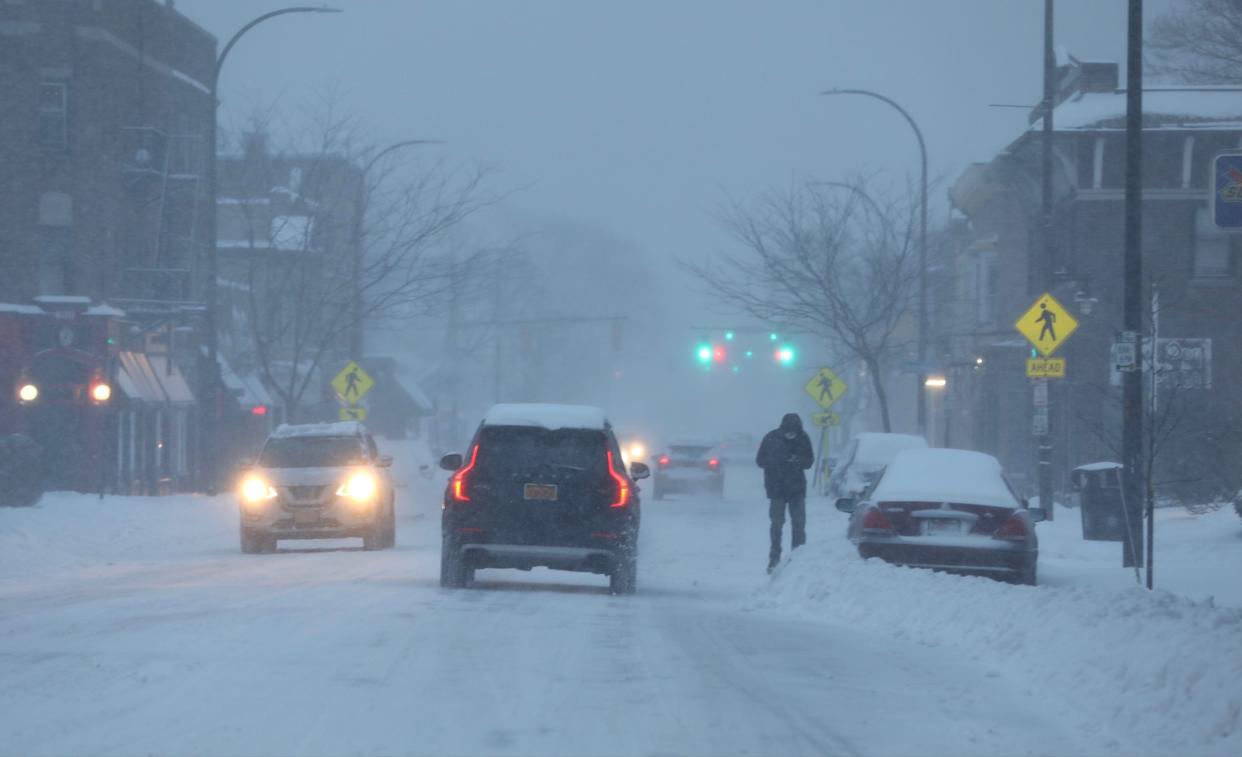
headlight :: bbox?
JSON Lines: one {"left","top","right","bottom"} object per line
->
{"left": 336, "top": 471, "right": 377, "bottom": 503}
{"left": 18, "top": 383, "right": 38, "bottom": 403}
{"left": 628, "top": 442, "right": 646, "bottom": 461}
{"left": 240, "top": 476, "right": 277, "bottom": 505}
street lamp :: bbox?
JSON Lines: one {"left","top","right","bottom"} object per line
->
{"left": 821, "top": 88, "right": 929, "bottom": 435}
{"left": 202, "top": 6, "right": 341, "bottom": 491}
{"left": 350, "top": 139, "right": 444, "bottom": 358}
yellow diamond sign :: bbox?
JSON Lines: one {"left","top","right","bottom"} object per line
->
{"left": 339, "top": 405, "right": 367, "bottom": 422}
{"left": 804, "top": 367, "right": 848, "bottom": 410}
{"left": 331, "top": 361, "right": 374, "bottom": 403}
{"left": 1016, "top": 293, "right": 1078, "bottom": 357}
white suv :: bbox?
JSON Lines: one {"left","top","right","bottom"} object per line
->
{"left": 237, "top": 422, "right": 396, "bottom": 553}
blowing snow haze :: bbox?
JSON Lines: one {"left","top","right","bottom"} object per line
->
{"left": 3, "top": 1, "right": 1242, "bottom": 756}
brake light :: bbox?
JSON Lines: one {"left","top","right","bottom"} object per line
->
{"left": 708, "top": 457, "right": 720, "bottom": 470}
{"left": 607, "top": 450, "right": 629, "bottom": 508}
{"left": 658, "top": 455, "right": 670, "bottom": 467}
{"left": 994, "top": 512, "right": 1029, "bottom": 540}
{"left": 861, "top": 507, "right": 895, "bottom": 533}
{"left": 451, "top": 445, "right": 479, "bottom": 502}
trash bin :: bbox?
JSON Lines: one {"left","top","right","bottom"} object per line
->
{"left": 1071, "top": 462, "right": 1126, "bottom": 541}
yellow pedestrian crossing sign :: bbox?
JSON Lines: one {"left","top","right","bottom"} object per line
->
{"left": 332, "top": 361, "right": 374, "bottom": 403}
{"left": 340, "top": 405, "right": 367, "bottom": 422}
{"left": 804, "top": 367, "right": 847, "bottom": 410}
{"left": 1016, "top": 293, "right": 1078, "bottom": 357}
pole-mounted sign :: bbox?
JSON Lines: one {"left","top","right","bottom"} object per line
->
{"left": 1212, "top": 151, "right": 1242, "bottom": 231}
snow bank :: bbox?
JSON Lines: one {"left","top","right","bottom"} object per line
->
{"left": 759, "top": 511, "right": 1242, "bottom": 756}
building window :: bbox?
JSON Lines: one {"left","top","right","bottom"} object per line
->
{"left": 37, "top": 82, "right": 67, "bottom": 149}
{"left": 974, "top": 251, "right": 998, "bottom": 324}
{"left": 1194, "top": 208, "right": 1235, "bottom": 279}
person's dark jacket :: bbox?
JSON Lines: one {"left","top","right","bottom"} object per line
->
{"left": 755, "top": 413, "right": 814, "bottom": 499}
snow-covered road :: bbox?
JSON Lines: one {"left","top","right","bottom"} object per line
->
{"left": 1, "top": 449, "right": 1239, "bottom": 756}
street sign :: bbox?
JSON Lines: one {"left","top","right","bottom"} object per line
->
{"left": 331, "top": 361, "right": 374, "bottom": 404}
{"left": 1016, "top": 293, "right": 1078, "bottom": 357}
{"left": 339, "top": 405, "right": 367, "bottom": 422}
{"left": 811, "top": 411, "right": 841, "bottom": 428}
{"left": 1032, "top": 406, "right": 1049, "bottom": 436}
{"left": 804, "top": 367, "right": 847, "bottom": 410}
{"left": 1212, "top": 151, "right": 1242, "bottom": 230}
{"left": 1026, "top": 357, "right": 1066, "bottom": 379}
{"left": 1032, "top": 380, "right": 1049, "bottom": 407}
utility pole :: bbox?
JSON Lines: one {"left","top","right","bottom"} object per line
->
{"left": 1037, "top": 0, "right": 1057, "bottom": 520}
{"left": 1122, "top": 0, "right": 1146, "bottom": 571}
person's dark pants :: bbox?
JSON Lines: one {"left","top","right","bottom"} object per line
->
{"left": 769, "top": 497, "right": 806, "bottom": 565}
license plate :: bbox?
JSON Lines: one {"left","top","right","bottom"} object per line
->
{"left": 923, "top": 519, "right": 962, "bottom": 536}
{"left": 523, "top": 483, "right": 558, "bottom": 501}
{"left": 293, "top": 509, "right": 321, "bottom": 526}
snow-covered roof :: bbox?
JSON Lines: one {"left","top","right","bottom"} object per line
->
{"left": 870, "top": 448, "right": 1019, "bottom": 509}
{"left": 84, "top": 304, "right": 125, "bottom": 317}
{"left": 1033, "top": 87, "right": 1242, "bottom": 131}
{"left": 852, "top": 432, "right": 928, "bottom": 466}
{"left": 483, "top": 403, "right": 607, "bottom": 431}
{"left": 33, "top": 295, "right": 91, "bottom": 306}
{"left": 0, "top": 303, "right": 45, "bottom": 315}
{"left": 392, "top": 372, "right": 433, "bottom": 412}
{"left": 272, "top": 421, "right": 367, "bottom": 439}
{"left": 1074, "top": 461, "right": 1123, "bottom": 472}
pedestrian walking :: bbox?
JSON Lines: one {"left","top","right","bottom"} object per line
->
{"left": 756, "top": 413, "right": 814, "bottom": 573}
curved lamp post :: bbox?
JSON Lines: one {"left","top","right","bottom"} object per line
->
{"left": 821, "top": 88, "right": 929, "bottom": 434}
{"left": 349, "top": 139, "right": 444, "bottom": 357}
{"left": 202, "top": 6, "right": 341, "bottom": 490}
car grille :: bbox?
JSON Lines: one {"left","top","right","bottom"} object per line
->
{"left": 283, "top": 485, "right": 328, "bottom": 504}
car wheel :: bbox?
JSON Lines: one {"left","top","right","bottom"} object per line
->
{"left": 240, "top": 527, "right": 268, "bottom": 554}
{"left": 610, "top": 557, "right": 637, "bottom": 595}
{"left": 440, "top": 536, "right": 467, "bottom": 588}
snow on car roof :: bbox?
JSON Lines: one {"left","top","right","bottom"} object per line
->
{"left": 666, "top": 435, "right": 714, "bottom": 449}
{"left": 1074, "top": 461, "right": 1123, "bottom": 472}
{"left": 852, "top": 432, "right": 927, "bottom": 466}
{"left": 271, "top": 421, "right": 367, "bottom": 439}
{"left": 482, "top": 403, "right": 607, "bottom": 431}
{"left": 870, "top": 448, "right": 1019, "bottom": 509}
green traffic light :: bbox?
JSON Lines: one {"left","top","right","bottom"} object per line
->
{"left": 769, "top": 332, "right": 779, "bottom": 341}
{"left": 696, "top": 344, "right": 712, "bottom": 365}
{"left": 776, "top": 345, "right": 796, "bottom": 365}
{"left": 725, "top": 331, "right": 735, "bottom": 341}
{"left": 745, "top": 350, "right": 754, "bottom": 358}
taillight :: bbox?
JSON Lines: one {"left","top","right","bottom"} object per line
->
{"left": 994, "top": 512, "right": 1029, "bottom": 540}
{"left": 860, "top": 507, "right": 895, "bottom": 533}
{"left": 607, "top": 450, "right": 629, "bottom": 508}
{"left": 450, "top": 445, "right": 479, "bottom": 502}
{"left": 658, "top": 455, "right": 670, "bottom": 467}
{"left": 707, "top": 457, "right": 720, "bottom": 471}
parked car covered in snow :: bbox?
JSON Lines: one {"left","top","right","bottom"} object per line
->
{"left": 236, "top": 422, "right": 396, "bottom": 553}
{"left": 836, "top": 448, "right": 1043, "bottom": 585}
{"left": 826, "top": 432, "right": 927, "bottom": 502}
{"left": 651, "top": 435, "right": 724, "bottom": 499}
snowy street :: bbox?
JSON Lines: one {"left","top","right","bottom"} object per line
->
{"left": 2, "top": 446, "right": 1240, "bottom": 757}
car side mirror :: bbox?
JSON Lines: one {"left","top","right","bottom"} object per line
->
{"left": 377, "top": 455, "right": 393, "bottom": 468}
{"left": 630, "top": 462, "right": 650, "bottom": 480}
{"left": 835, "top": 497, "right": 857, "bottom": 513}
{"left": 439, "top": 452, "right": 463, "bottom": 471}
{"left": 1027, "top": 507, "right": 1047, "bottom": 523}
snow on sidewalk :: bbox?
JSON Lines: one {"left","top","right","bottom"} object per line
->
{"left": 757, "top": 502, "right": 1242, "bottom": 757}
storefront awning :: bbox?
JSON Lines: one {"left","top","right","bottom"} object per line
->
{"left": 148, "top": 355, "right": 195, "bottom": 405}
{"left": 117, "top": 351, "right": 166, "bottom": 404}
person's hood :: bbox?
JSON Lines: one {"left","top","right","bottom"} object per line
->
{"left": 779, "top": 413, "right": 803, "bottom": 434}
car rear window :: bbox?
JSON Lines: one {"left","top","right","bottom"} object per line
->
{"left": 476, "top": 426, "right": 607, "bottom": 475}
{"left": 668, "top": 445, "right": 711, "bottom": 458}
{"left": 259, "top": 437, "right": 368, "bottom": 468}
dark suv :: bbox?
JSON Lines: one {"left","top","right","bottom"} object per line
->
{"left": 438, "top": 403, "right": 649, "bottom": 594}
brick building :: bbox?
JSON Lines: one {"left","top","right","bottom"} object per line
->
{"left": 943, "top": 57, "right": 1242, "bottom": 498}
{"left": 0, "top": 0, "right": 216, "bottom": 492}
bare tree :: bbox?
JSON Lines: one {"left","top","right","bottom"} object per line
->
{"left": 1149, "top": 0, "right": 1242, "bottom": 84}
{"left": 219, "top": 98, "right": 490, "bottom": 419}
{"left": 688, "top": 178, "right": 917, "bottom": 431}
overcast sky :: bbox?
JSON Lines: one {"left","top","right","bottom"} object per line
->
{"left": 179, "top": 1, "right": 1175, "bottom": 262}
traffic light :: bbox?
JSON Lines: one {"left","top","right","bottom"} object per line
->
{"left": 695, "top": 343, "right": 712, "bottom": 366}
{"left": 775, "top": 345, "right": 796, "bottom": 366}
{"left": 724, "top": 331, "right": 735, "bottom": 341}
{"left": 713, "top": 345, "right": 727, "bottom": 363}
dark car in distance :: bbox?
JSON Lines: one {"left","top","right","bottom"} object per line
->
{"left": 651, "top": 436, "right": 724, "bottom": 499}
{"left": 837, "top": 448, "right": 1043, "bottom": 585}
{"left": 438, "top": 403, "right": 648, "bottom": 594}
